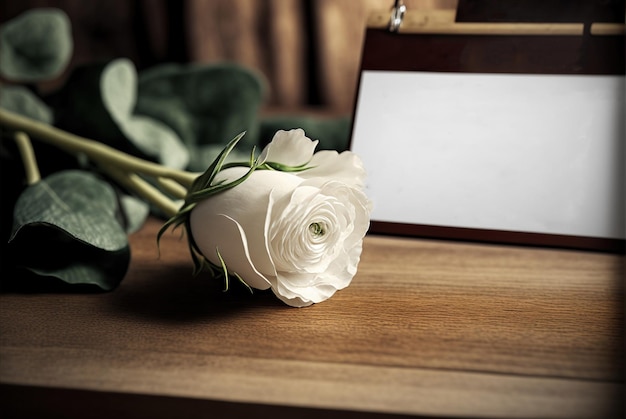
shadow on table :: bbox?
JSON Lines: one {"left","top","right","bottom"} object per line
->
{"left": 1, "top": 258, "right": 287, "bottom": 323}
{"left": 106, "top": 261, "right": 286, "bottom": 323}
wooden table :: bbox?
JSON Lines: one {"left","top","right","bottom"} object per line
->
{"left": 1, "top": 217, "right": 623, "bottom": 418}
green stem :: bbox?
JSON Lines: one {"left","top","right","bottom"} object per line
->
{"left": 0, "top": 109, "right": 199, "bottom": 188}
{"left": 100, "top": 163, "right": 181, "bottom": 218}
{"left": 13, "top": 131, "right": 41, "bottom": 185}
{"left": 157, "top": 177, "right": 188, "bottom": 199}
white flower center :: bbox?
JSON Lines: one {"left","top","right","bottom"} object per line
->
{"left": 308, "top": 222, "right": 326, "bottom": 238}
{"left": 269, "top": 188, "right": 348, "bottom": 276}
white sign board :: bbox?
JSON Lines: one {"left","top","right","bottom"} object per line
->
{"left": 352, "top": 71, "right": 624, "bottom": 240}
{"left": 349, "top": 29, "right": 625, "bottom": 252}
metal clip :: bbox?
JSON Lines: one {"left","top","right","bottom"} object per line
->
{"left": 389, "top": 0, "right": 406, "bottom": 32}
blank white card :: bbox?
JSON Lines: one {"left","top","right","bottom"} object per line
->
{"left": 351, "top": 71, "right": 625, "bottom": 240}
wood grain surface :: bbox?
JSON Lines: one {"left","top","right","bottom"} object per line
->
{"left": 1, "top": 217, "right": 623, "bottom": 418}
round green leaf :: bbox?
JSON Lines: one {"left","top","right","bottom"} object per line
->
{"left": 119, "top": 194, "right": 150, "bottom": 234}
{"left": 101, "top": 59, "right": 189, "bottom": 169}
{"left": 136, "top": 63, "right": 266, "bottom": 171}
{"left": 8, "top": 170, "right": 131, "bottom": 290}
{"left": 0, "top": 84, "right": 53, "bottom": 123}
{"left": 47, "top": 59, "right": 189, "bottom": 169}
{"left": 0, "top": 8, "right": 73, "bottom": 81}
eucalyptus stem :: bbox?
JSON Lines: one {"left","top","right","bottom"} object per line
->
{"left": 13, "top": 131, "right": 41, "bottom": 185}
{"left": 99, "top": 163, "right": 181, "bottom": 218}
{"left": 157, "top": 177, "right": 188, "bottom": 199}
{"left": 0, "top": 109, "right": 198, "bottom": 188}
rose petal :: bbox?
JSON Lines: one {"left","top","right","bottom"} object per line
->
{"left": 200, "top": 168, "right": 302, "bottom": 276}
{"left": 296, "top": 150, "right": 367, "bottom": 189}
{"left": 274, "top": 272, "right": 340, "bottom": 307}
{"left": 274, "top": 293, "right": 314, "bottom": 308}
{"left": 260, "top": 129, "right": 319, "bottom": 167}
{"left": 190, "top": 212, "right": 272, "bottom": 290}
{"left": 263, "top": 178, "right": 371, "bottom": 306}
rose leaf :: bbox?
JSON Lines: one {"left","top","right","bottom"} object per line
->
{"left": 8, "top": 170, "right": 131, "bottom": 291}
{"left": 0, "top": 8, "right": 73, "bottom": 82}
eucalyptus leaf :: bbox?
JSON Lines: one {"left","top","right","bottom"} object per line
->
{"left": 8, "top": 170, "right": 130, "bottom": 291}
{"left": 119, "top": 194, "right": 150, "bottom": 234}
{"left": 0, "top": 84, "right": 53, "bottom": 123}
{"left": 1, "top": 86, "right": 70, "bottom": 253}
{"left": 136, "top": 63, "right": 266, "bottom": 171}
{"left": 0, "top": 8, "right": 72, "bottom": 81}
{"left": 101, "top": 59, "right": 189, "bottom": 168}
{"left": 48, "top": 58, "right": 189, "bottom": 169}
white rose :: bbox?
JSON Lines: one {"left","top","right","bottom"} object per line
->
{"left": 189, "top": 129, "right": 371, "bottom": 307}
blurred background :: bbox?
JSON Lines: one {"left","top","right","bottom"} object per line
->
{"left": 0, "top": 0, "right": 457, "bottom": 116}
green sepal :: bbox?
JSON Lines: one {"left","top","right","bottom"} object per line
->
{"left": 233, "top": 272, "right": 253, "bottom": 294}
{"left": 157, "top": 131, "right": 263, "bottom": 286}
{"left": 157, "top": 130, "right": 317, "bottom": 291}
{"left": 215, "top": 247, "right": 229, "bottom": 291}
{"left": 222, "top": 160, "right": 312, "bottom": 173}
{"left": 188, "top": 131, "right": 247, "bottom": 195}
{"left": 260, "top": 161, "right": 313, "bottom": 172}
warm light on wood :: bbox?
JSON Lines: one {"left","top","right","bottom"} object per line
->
{"left": 0, "top": 217, "right": 623, "bottom": 418}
